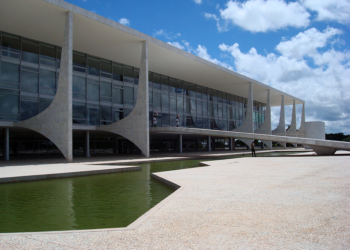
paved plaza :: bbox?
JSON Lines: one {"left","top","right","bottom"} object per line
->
{"left": 0, "top": 153, "right": 349, "bottom": 249}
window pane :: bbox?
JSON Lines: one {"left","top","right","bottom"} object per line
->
{"left": 162, "top": 93, "right": 169, "bottom": 107}
{"left": 112, "top": 88, "right": 123, "bottom": 104}
{"left": 153, "top": 93, "right": 161, "bottom": 111}
{"left": 21, "top": 70, "right": 39, "bottom": 93}
{"left": 191, "top": 99, "right": 196, "bottom": 114}
{"left": 176, "top": 96, "right": 183, "bottom": 113}
{"left": 87, "top": 105, "right": 100, "bottom": 125}
{"left": 73, "top": 75, "right": 86, "bottom": 94}
{"left": 87, "top": 58, "right": 99, "bottom": 76}
{"left": 20, "top": 101, "right": 38, "bottom": 120}
{"left": 101, "top": 61, "right": 112, "bottom": 74}
{"left": 203, "top": 102, "right": 208, "bottom": 116}
{"left": 100, "top": 81, "right": 111, "bottom": 97}
{"left": 169, "top": 78, "right": 177, "bottom": 93}
{"left": 185, "top": 99, "right": 190, "bottom": 113}
{"left": 39, "top": 98, "right": 52, "bottom": 112}
{"left": 161, "top": 77, "right": 168, "bottom": 92}
{"left": 40, "top": 46, "right": 56, "bottom": 67}
{"left": 101, "top": 105, "right": 112, "bottom": 121}
{"left": 0, "top": 62, "right": 20, "bottom": 83}
{"left": 170, "top": 97, "right": 176, "bottom": 112}
{"left": 124, "top": 86, "right": 133, "bottom": 101}
{"left": 0, "top": 94, "right": 19, "bottom": 114}
{"left": 39, "top": 69, "right": 56, "bottom": 90}
{"left": 87, "top": 83, "right": 99, "bottom": 101}
{"left": 22, "top": 42, "right": 39, "bottom": 63}
{"left": 162, "top": 113, "right": 170, "bottom": 126}
{"left": 197, "top": 101, "right": 202, "bottom": 116}
{"left": 1, "top": 35, "right": 21, "bottom": 52}
{"left": 153, "top": 74, "right": 161, "bottom": 89}
{"left": 113, "top": 109, "right": 124, "bottom": 122}
{"left": 113, "top": 65, "right": 123, "bottom": 81}
{"left": 73, "top": 53, "right": 86, "bottom": 68}
{"left": 40, "top": 46, "right": 56, "bottom": 61}
{"left": 73, "top": 102, "right": 86, "bottom": 119}
{"left": 123, "top": 67, "right": 133, "bottom": 78}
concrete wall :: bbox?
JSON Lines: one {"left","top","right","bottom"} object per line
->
{"left": 305, "top": 121, "right": 325, "bottom": 140}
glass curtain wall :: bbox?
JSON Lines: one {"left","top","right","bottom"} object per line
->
{"left": 0, "top": 31, "right": 265, "bottom": 131}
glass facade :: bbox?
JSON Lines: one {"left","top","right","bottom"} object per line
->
{"left": 0, "top": 31, "right": 266, "bottom": 131}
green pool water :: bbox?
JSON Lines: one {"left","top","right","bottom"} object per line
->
{"left": 0, "top": 151, "right": 297, "bottom": 233}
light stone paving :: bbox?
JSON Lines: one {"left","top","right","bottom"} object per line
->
{"left": 0, "top": 154, "right": 349, "bottom": 249}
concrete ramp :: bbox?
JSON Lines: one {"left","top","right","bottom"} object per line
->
{"left": 151, "top": 127, "right": 350, "bottom": 155}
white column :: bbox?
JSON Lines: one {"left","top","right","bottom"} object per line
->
{"left": 14, "top": 11, "right": 73, "bottom": 162}
{"left": 3, "top": 128, "right": 9, "bottom": 161}
{"left": 208, "top": 135, "right": 211, "bottom": 152}
{"left": 178, "top": 134, "right": 183, "bottom": 153}
{"left": 84, "top": 131, "right": 90, "bottom": 158}
{"left": 97, "top": 41, "right": 150, "bottom": 157}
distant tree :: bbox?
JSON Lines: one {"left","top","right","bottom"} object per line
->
{"left": 326, "top": 133, "right": 349, "bottom": 141}
{"left": 343, "top": 136, "right": 350, "bottom": 142}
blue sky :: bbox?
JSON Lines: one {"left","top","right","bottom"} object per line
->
{"left": 66, "top": 0, "right": 350, "bottom": 134}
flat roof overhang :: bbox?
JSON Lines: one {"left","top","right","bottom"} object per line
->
{"left": 0, "top": 0, "right": 303, "bottom": 106}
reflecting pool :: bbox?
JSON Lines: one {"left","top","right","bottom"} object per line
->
{"left": 0, "top": 151, "right": 297, "bottom": 233}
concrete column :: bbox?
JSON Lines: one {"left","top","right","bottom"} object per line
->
{"left": 98, "top": 41, "right": 150, "bottom": 157}
{"left": 229, "top": 138, "right": 233, "bottom": 151}
{"left": 255, "top": 89, "right": 272, "bottom": 149}
{"left": 286, "top": 99, "right": 297, "bottom": 136}
{"left": 14, "top": 11, "right": 73, "bottom": 162}
{"left": 234, "top": 82, "right": 254, "bottom": 149}
{"left": 272, "top": 95, "right": 286, "bottom": 148}
{"left": 115, "top": 137, "right": 119, "bottom": 154}
{"left": 297, "top": 103, "right": 306, "bottom": 138}
{"left": 178, "top": 134, "right": 183, "bottom": 153}
{"left": 84, "top": 131, "right": 90, "bottom": 158}
{"left": 208, "top": 135, "right": 211, "bottom": 152}
{"left": 3, "top": 128, "right": 9, "bottom": 161}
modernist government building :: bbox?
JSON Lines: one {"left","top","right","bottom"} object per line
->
{"left": 1, "top": 0, "right": 340, "bottom": 162}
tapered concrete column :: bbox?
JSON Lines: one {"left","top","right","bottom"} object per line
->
{"left": 255, "top": 89, "right": 272, "bottom": 149}
{"left": 234, "top": 82, "right": 254, "bottom": 149}
{"left": 3, "top": 128, "right": 9, "bottom": 161}
{"left": 178, "top": 134, "right": 183, "bottom": 153}
{"left": 297, "top": 103, "right": 306, "bottom": 138}
{"left": 98, "top": 41, "right": 149, "bottom": 157}
{"left": 208, "top": 135, "right": 211, "bottom": 152}
{"left": 286, "top": 100, "right": 297, "bottom": 136}
{"left": 14, "top": 12, "right": 73, "bottom": 162}
{"left": 272, "top": 95, "right": 286, "bottom": 148}
{"left": 84, "top": 131, "right": 90, "bottom": 158}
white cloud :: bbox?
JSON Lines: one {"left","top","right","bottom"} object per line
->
{"left": 167, "top": 42, "right": 185, "bottom": 50}
{"left": 302, "top": 0, "right": 350, "bottom": 24}
{"left": 119, "top": 18, "right": 130, "bottom": 26}
{"left": 204, "top": 13, "right": 228, "bottom": 32}
{"left": 209, "top": 0, "right": 310, "bottom": 32}
{"left": 195, "top": 45, "right": 233, "bottom": 70}
{"left": 154, "top": 30, "right": 181, "bottom": 40}
{"left": 219, "top": 32, "right": 350, "bottom": 133}
{"left": 193, "top": 0, "right": 202, "bottom": 4}
{"left": 276, "top": 27, "right": 342, "bottom": 59}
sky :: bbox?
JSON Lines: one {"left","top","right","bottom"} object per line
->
{"left": 65, "top": 0, "right": 350, "bottom": 134}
